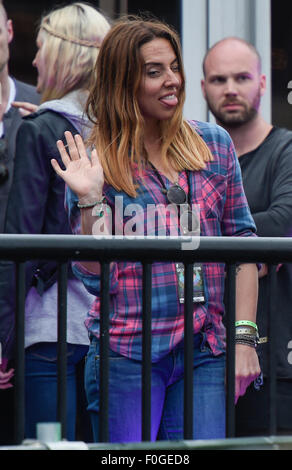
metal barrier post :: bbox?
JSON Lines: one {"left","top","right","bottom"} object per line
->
{"left": 184, "top": 262, "right": 194, "bottom": 439}
{"left": 2, "top": 234, "right": 291, "bottom": 447}
{"left": 14, "top": 262, "right": 26, "bottom": 444}
{"left": 57, "top": 262, "right": 68, "bottom": 439}
{"left": 99, "top": 262, "right": 110, "bottom": 442}
{"left": 225, "top": 264, "right": 236, "bottom": 437}
{"left": 268, "top": 264, "right": 277, "bottom": 434}
{"left": 142, "top": 263, "right": 152, "bottom": 441}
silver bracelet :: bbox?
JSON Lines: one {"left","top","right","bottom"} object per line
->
{"left": 77, "top": 196, "right": 105, "bottom": 209}
{"left": 235, "top": 333, "right": 259, "bottom": 348}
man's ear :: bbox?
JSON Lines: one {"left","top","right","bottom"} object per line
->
{"left": 259, "top": 74, "right": 266, "bottom": 98}
{"left": 7, "top": 19, "right": 14, "bottom": 44}
{"left": 201, "top": 79, "right": 207, "bottom": 99}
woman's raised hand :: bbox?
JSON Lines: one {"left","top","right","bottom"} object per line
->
{"left": 51, "top": 131, "right": 104, "bottom": 202}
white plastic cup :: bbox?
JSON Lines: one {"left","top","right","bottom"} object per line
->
{"left": 36, "top": 422, "right": 62, "bottom": 442}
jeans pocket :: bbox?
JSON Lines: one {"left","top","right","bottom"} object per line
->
{"left": 25, "top": 343, "right": 59, "bottom": 362}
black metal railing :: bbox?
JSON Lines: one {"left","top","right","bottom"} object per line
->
{"left": 0, "top": 234, "right": 290, "bottom": 445}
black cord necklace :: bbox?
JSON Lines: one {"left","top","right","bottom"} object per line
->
{"left": 148, "top": 162, "right": 192, "bottom": 207}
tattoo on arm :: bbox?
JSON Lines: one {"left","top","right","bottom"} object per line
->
{"left": 236, "top": 265, "right": 242, "bottom": 275}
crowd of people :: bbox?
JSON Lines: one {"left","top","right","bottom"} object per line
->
{"left": 0, "top": 0, "right": 291, "bottom": 445}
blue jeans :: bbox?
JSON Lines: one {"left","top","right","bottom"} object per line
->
{"left": 25, "top": 342, "right": 88, "bottom": 440}
{"left": 85, "top": 334, "right": 226, "bottom": 442}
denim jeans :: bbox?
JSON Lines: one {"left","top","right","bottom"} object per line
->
{"left": 25, "top": 342, "right": 88, "bottom": 440}
{"left": 85, "top": 334, "right": 226, "bottom": 442}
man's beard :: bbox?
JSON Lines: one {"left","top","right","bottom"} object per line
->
{"left": 206, "top": 91, "right": 261, "bottom": 128}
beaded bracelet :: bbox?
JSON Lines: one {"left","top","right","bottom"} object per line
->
{"left": 235, "top": 338, "right": 258, "bottom": 349}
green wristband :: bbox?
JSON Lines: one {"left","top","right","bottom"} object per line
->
{"left": 235, "top": 320, "right": 258, "bottom": 331}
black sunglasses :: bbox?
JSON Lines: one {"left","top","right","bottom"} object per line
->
{"left": 164, "top": 182, "right": 199, "bottom": 235}
{"left": 0, "top": 138, "right": 9, "bottom": 184}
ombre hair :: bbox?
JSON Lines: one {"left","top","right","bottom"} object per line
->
{"left": 86, "top": 16, "right": 213, "bottom": 198}
{"left": 37, "top": 2, "right": 110, "bottom": 103}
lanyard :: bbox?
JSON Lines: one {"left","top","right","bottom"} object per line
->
{"left": 148, "top": 162, "right": 192, "bottom": 207}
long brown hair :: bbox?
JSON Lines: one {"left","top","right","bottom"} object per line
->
{"left": 86, "top": 16, "right": 213, "bottom": 197}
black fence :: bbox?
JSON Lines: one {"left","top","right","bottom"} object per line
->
{"left": 0, "top": 234, "right": 289, "bottom": 446}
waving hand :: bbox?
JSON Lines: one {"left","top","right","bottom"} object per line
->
{"left": 51, "top": 131, "right": 104, "bottom": 202}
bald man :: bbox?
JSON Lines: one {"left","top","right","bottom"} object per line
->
{"left": 202, "top": 37, "right": 292, "bottom": 437}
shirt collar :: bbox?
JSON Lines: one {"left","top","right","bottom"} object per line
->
{"left": 6, "top": 76, "right": 16, "bottom": 112}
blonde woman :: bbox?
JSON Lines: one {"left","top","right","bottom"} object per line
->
{"left": 53, "top": 17, "right": 260, "bottom": 442}
{"left": 0, "top": 3, "right": 110, "bottom": 440}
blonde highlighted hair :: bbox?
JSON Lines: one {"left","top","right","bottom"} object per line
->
{"left": 86, "top": 16, "right": 213, "bottom": 197}
{"left": 38, "top": 2, "right": 110, "bottom": 103}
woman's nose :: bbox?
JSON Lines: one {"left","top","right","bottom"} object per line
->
{"left": 165, "top": 69, "right": 181, "bottom": 88}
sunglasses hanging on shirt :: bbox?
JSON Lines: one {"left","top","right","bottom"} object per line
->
{"left": 149, "top": 162, "right": 199, "bottom": 235}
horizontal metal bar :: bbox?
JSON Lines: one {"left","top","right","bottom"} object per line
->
{"left": 3, "top": 435, "right": 292, "bottom": 450}
{"left": 0, "top": 235, "right": 291, "bottom": 263}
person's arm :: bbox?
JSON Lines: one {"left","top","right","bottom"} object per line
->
{"left": 52, "top": 131, "right": 107, "bottom": 274}
{"left": 0, "top": 117, "right": 73, "bottom": 381}
{"left": 234, "top": 263, "right": 261, "bottom": 403}
{"left": 252, "top": 141, "right": 292, "bottom": 277}
{"left": 252, "top": 144, "right": 292, "bottom": 237}
{"left": 221, "top": 134, "right": 260, "bottom": 402}
{"left": 0, "top": 119, "right": 49, "bottom": 378}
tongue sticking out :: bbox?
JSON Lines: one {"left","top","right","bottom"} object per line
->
{"left": 159, "top": 94, "right": 178, "bottom": 107}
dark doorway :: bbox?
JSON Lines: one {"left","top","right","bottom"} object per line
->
{"left": 271, "top": 0, "right": 292, "bottom": 130}
{"left": 127, "top": 0, "right": 181, "bottom": 36}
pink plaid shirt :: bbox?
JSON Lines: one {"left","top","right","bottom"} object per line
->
{"left": 68, "top": 121, "right": 256, "bottom": 361}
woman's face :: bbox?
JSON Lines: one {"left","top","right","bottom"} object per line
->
{"left": 32, "top": 31, "right": 46, "bottom": 94}
{"left": 137, "top": 38, "right": 182, "bottom": 127}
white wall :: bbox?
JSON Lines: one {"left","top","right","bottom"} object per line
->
{"left": 182, "top": 0, "right": 271, "bottom": 123}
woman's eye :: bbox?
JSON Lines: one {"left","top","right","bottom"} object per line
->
{"left": 147, "top": 69, "right": 160, "bottom": 77}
